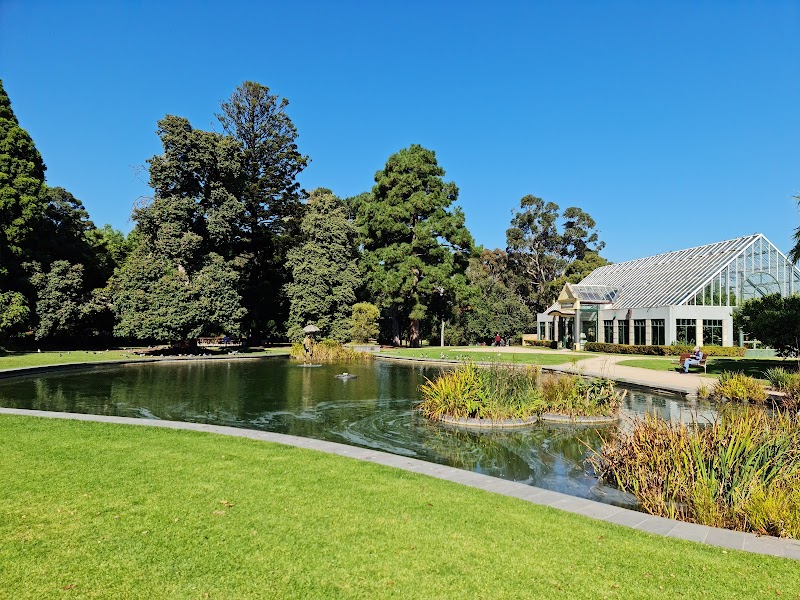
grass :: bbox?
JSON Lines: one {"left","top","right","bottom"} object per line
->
{"left": 616, "top": 356, "right": 799, "bottom": 380}
{"left": 380, "top": 347, "right": 590, "bottom": 366}
{"left": 2, "top": 415, "right": 799, "bottom": 598}
{"left": 0, "top": 347, "right": 287, "bottom": 371}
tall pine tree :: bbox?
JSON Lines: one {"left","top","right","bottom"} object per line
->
{"left": 356, "top": 145, "right": 473, "bottom": 347}
{"left": 285, "top": 188, "right": 360, "bottom": 342}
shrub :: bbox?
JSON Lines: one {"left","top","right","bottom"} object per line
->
{"left": 713, "top": 371, "right": 767, "bottom": 403}
{"left": 583, "top": 342, "right": 745, "bottom": 357}
{"left": 349, "top": 302, "right": 380, "bottom": 343}
{"left": 592, "top": 406, "right": 800, "bottom": 538}
{"left": 696, "top": 382, "right": 711, "bottom": 399}
{"left": 527, "top": 339, "right": 557, "bottom": 349}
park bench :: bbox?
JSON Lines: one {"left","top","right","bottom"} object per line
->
{"left": 674, "top": 352, "right": 708, "bottom": 374}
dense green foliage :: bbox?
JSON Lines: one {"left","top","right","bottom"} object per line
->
{"left": 349, "top": 302, "right": 380, "bottom": 343}
{"left": 356, "top": 145, "right": 473, "bottom": 347}
{"left": 734, "top": 293, "right": 800, "bottom": 356}
{"left": 454, "top": 248, "right": 533, "bottom": 344}
{"left": 217, "top": 81, "right": 309, "bottom": 338}
{"left": 285, "top": 189, "right": 359, "bottom": 342}
{"left": 594, "top": 406, "right": 800, "bottom": 539}
{"left": 584, "top": 342, "right": 746, "bottom": 357}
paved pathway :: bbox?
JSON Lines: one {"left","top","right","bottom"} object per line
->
{"left": 2, "top": 406, "right": 798, "bottom": 561}
{"left": 405, "top": 346, "right": 710, "bottom": 396}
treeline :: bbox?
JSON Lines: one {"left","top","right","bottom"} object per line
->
{"left": 0, "top": 80, "right": 605, "bottom": 348}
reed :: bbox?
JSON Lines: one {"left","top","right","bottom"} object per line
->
{"left": 592, "top": 406, "right": 800, "bottom": 538}
{"left": 290, "top": 339, "right": 374, "bottom": 362}
{"left": 712, "top": 371, "right": 767, "bottom": 403}
{"left": 418, "top": 363, "right": 623, "bottom": 421}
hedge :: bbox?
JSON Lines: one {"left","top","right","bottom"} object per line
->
{"left": 583, "top": 342, "right": 746, "bottom": 357}
{"left": 526, "top": 339, "right": 558, "bottom": 349}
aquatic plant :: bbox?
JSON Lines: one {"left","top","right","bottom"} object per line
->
{"left": 418, "top": 363, "right": 623, "bottom": 421}
{"left": 290, "top": 339, "right": 374, "bottom": 362}
{"left": 592, "top": 406, "right": 800, "bottom": 538}
{"left": 712, "top": 371, "right": 767, "bottom": 403}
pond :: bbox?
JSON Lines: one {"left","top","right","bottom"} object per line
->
{"left": 0, "top": 358, "right": 717, "bottom": 508}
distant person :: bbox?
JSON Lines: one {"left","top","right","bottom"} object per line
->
{"left": 682, "top": 346, "right": 703, "bottom": 373}
{"left": 494, "top": 333, "right": 501, "bottom": 346}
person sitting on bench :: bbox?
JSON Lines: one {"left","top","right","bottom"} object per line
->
{"left": 682, "top": 346, "right": 703, "bottom": 373}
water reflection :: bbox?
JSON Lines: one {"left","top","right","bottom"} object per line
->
{"left": 0, "top": 359, "right": 717, "bottom": 507}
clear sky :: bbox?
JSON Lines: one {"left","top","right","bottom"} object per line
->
{"left": 1, "top": 0, "right": 798, "bottom": 262}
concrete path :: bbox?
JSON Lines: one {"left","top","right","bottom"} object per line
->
{"left": 423, "top": 346, "right": 710, "bottom": 396}
{"left": 2, "top": 406, "right": 798, "bottom": 561}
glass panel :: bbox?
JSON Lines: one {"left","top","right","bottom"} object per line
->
{"left": 702, "top": 319, "right": 722, "bottom": 346}
{"left": 603, "top": 321, "right": 614, "bottom": 344}
{"left": 617, "top": 321, "right": 629, "bottom": 345}
{"left": 651, "top": 319, "right": 665, "bottom": 346}
{"left": 675, "top": 319, "right": 697, "bottom": 345}
{"left": 634, "top": 320, "right": 646, "bottom": 345}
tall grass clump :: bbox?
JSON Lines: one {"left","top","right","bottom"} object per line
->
{"left": 418, "top": 364, "right": 623, "bottom": 421}
{"left": 592, "top": 406, "right": 800, "bottom": 538}
{"left": 765, "top": 367, "right": 800, "bottom": 410}
{"left": 418, "top": 363, "right": 541, "bottom": 420}
{"left": 712, "top": 371, "right": 767, "bottom": 403}
{"left": 540, "top": 375, "right": 624, "bottom": 417}
{"left": 290, "top": 339, "right": 374, "bottom": 362}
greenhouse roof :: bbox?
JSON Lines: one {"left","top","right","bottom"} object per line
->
{"left": 579, "top": 234, "right": 774, "bottom": 308}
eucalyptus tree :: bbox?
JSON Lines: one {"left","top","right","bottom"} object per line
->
{"left": 285, "top": 188, "right": 360, "bottom": 342}
{"left": 217, "top": 81, "right": 309, "bottom": 338}
{"left": 506, "top": 195, "right": 605, "bottom": 315}
{"left": 356, "top": 145, "right": 473, "bottom": 347}
{"left": 790, "top": 195, "right": 800, "bottom": 265}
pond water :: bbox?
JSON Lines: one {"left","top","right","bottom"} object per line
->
{"left": 0, "top": 358, "right": 717, "bottom": 508}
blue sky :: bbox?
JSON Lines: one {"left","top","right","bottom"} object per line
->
{"left": 1, "top": 0, "right": 798, "bottom": 262}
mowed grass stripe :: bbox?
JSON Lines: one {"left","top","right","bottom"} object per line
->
{"left": 1, "top": 415, "right": 798, "bottom": 599}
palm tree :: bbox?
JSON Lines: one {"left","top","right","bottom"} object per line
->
{"left": 791, "top": 195, "right": 800, "bottom": 264}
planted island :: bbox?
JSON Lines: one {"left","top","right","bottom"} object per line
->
{"left": 417, "top": 362, "right": 625, "bottom": 427}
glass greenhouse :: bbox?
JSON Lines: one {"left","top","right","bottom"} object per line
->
{"left": 536, "top": 234, "right": 800, "bottom": 348}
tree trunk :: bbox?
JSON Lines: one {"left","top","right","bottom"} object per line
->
{"left": 409, "top": 318, "right": 420, "bottom": 348}
{"left": 391, "top": 305, "right": 401, "bottom": 347}
{"left": 440, "top": 318, "right": 445, "bottom": 347}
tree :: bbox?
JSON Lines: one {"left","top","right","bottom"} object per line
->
{"left": 458, "top": 249, "right": 534, "bottom": 343}
{"left": 734, "top": 293, "right": 800, "bottom": 356}
{"left": 28, "top": 260, "right": 87, "bottom": 340}
{"left": 0, "top": 79, "right": 48, "bottom": 332}
{"left": 284, "top": 188, "right": 360, "bottom": 342}
{"left": 506, "top": 196, "right": 605, "bottom": 315}
{"left": 356, "top": 145, "right": 473, "bottom": 347}
{"left": 112, "top": 115, "right": 247, "bottom": 342}
{"left": 217, "top": 81, "right": 309, "bottom": 338}
{"left": 790, "top": 195, "right": 800, "bottom": 264}
{"left": 350, "top": 302, "right": 380, "bottom": 343}
{"left": 0, "top": 291, "right": 28, "bottom": 337}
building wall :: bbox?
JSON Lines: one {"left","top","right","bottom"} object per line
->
{"left": 536, "top": 305, "right": 735, "bottom": 346}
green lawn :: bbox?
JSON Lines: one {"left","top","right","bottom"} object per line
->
{"left": 379, "top": 347, "right": 590, "bottom": 366}
{"left": 2, "top": 415, "right": 798, "bottom": 598}
{"left": 617, "top": 356, "right": 799, "bottom": 380}
{"left": 0, "top": 347, "right": 287, "bottom": 371}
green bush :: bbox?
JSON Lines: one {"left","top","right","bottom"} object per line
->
{"left": 583, "top": 342, "right": 745, "bottom": 357}
{"left": 713, "top": 371, "right": 767, "bottom": 403}
{"left": 527, "top": 339, "right": 557, "bottom": 349}
{"left": 349, "top": 302, "right": 380, "bottom": 343}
